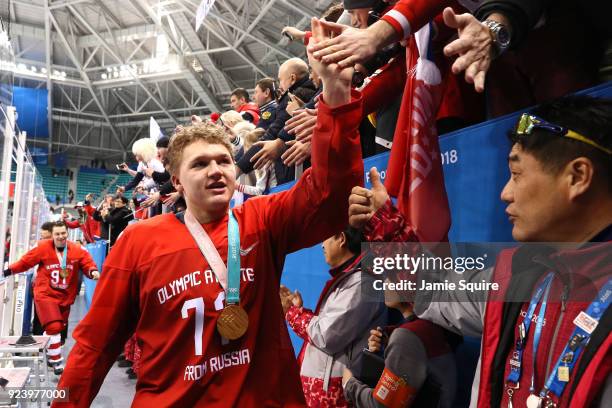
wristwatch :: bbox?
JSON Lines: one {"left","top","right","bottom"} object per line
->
{"left": 483, "top": 20, "right": 511, "bottom": 57}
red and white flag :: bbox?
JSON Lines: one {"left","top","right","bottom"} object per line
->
{"left": 385, "top": 24, "right": 451, "bottom": 243}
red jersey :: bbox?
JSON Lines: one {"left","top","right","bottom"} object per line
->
{"left": 54, "top": 94, "right": 364, "bottom": 407}
{"left": 65, "top": 204, "right": 99, "bottom": 243}
{"left": 9, "top": 240, "right": 98, "bottom": 306}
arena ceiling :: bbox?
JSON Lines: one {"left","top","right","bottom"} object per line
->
{"left": 0, "top": 0, "right": 334, "bottom": 163}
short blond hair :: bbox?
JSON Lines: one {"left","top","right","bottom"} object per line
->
{"left": 220, "top": 110, "right": 244, "bottom": 129}
{"left": 132, "top": 138, "right": 157, "bottom": 163}
{"left": 243, "top": 128, "right": 265, "bottom": 151}
{"left": 232, "top": 121, "right": 256, "bottom": 145}
{"left": 167, "top": 123, "right": 233, "bottom": 176}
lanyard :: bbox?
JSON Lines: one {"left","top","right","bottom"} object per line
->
{"left": 507, "top": 272, "right": 555, "bottom": 386}
{"left": 184, "top": 209, "right": 241, "bottom": 305}
{"left": 539, "top": 279, "right": 612, "bottom": 400}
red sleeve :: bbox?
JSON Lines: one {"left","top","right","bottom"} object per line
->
{"left": 54, "top": 230, "right": 139, "bottom": 407}
{"left": 364, "top": 199, "right": 418, "bottom": 243}
{"left": 9, "top": 245, "right": 42, "bottom": 273}
{"left": 303, "top": 31, "right": 312, "bottom": 46}
{"left": 256, "top": 91, "right": 364, "bottom": 258}
{"left": 77, "top": 246, "right": 98, "bottom": 278}
{"left": 381, "top": 0, "right": 454, "bottom": 40}
{"left": 360, "top": 53, "right": 407, "bottom": 116}
{"left": 285, "top": 305, "right": 315, "bottom": 340}
{"left": 64, "top": 219, "right": 80, "bottom": 229}
{"left": 84, "top": 204, "right": 95, "bottom": 217}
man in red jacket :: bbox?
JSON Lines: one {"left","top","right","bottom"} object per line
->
{"left": 63, "top": 196, "right": 99, "bottom": 244}
{"left": 4, "top": 221, "right": 99, "bottom": 375}
{"left": 54, "top": 18, "right": 363, "bottom": 408}
{"left": 230, "top": 88, "right": 261, "bottom": 126}
{"left": 348, "top": 95, "right": 612, "bottom": 407}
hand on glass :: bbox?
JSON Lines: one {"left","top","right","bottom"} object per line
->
{"left": 282, "top": 140, "right": 311, "bottom": 166}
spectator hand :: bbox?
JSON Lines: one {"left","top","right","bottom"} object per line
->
{"left": 348, "top": 167, "right": 389, "bottom": 229}
{"left": 282, "top": 140, "right": 311, "bottom": 166}
{"left": 282, "top": 26, "right": 306, "bottom": 42}
{"left": 143, "top": 167, "right": 155, "bottom": 178}
{"left": 443, "top": 7, "right": 493, "bottom": 93}
{"left": 142, "top": 192, "right": 160, "bottom": 208}
{"left": 116, "top": 186, "right": 125, "bottom": 195}
{"left": 307, "top": 18, "right": 353, "bottom": 107}
{"left": 162, "top": 191, "right": 181, "bottom": 207}
{"left": 251, "top": 139, "right": 284, "bottom": 170}
{"left": 91, "top": 271, "right": 100, "bottom": 280}
{"left": 291, "top": 290, "right": 303, "bottom": 308}
{"left": 280, "top": 285, "right": 294, "bottom": 315}
{"left": 85, "top": 193, "right": 93, "bottom": 202}
{"left": 309, "top": 20, "right": 378, "bottom": 69}
{"left": 342, "top": 367, "right": 354, "bottom": 388}
{"left": 368, "top": 327, "right": 385, "bottom": 353}
{"left": 285, "top": 108, "right": 317, "bottom": 143}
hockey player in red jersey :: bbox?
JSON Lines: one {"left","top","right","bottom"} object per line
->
{"left": 4, "top": 221, "right": 99, "bottom": 374}
{"left": 54, "top": 18, "right": 364, "bottom": 407}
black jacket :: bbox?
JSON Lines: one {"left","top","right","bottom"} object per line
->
{"left": 104, "top": 206, "right": 134, "bottom": 247}
{"left": 92, "top": 209, "right": 111, "bottom": 240}
{"left": 237, "top": 75, "right": 318, "bottom": 175}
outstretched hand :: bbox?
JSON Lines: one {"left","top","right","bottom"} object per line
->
{"left": 443, "top": 7, "right": 494, "bottom": 93}
{"left": 307, "top": 18, "right": 353, "bottom": 107}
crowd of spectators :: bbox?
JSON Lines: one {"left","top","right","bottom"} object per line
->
{"left": 46, "top": 0, "right": 611, "bottom": 405}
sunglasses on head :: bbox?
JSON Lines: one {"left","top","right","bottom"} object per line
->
{"left": 516, "top": 113, "right": 611, "bottom": 155}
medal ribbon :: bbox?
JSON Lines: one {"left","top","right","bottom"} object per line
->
{"left": 57, "top": 245, "right": 68, "bottom": 271}
{"left": 539, "top": 279, "right": 612, "bottom": 400}
{"left": 184, "top": 209, "right": 241, "bottom": 305}
{"left": 506, "top": 272, "right": 555, "bottom": 385}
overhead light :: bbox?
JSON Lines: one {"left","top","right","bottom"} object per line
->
{"left": 61, "top": 71, "right": 67, "bottom": 78}
{"left": 41, "top": 68, "right": 47, "bottom": 74}
{"left": 101, "top": 73, "right": 108, "bottom": 80}
{"left": 17, "top": 63, "right": 26, "bottom": 71}
{"left": 30, "top": 66, "right": 37, "bottom": 73}
{"left": 113, "top": 71, "right": 119, "bottom": 78}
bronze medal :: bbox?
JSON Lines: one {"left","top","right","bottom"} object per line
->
{"left": 60, "top": 268, "right": 69, "bottom": 279}
{"left": 217, "top": 304, "right": 249, "bottom": 340}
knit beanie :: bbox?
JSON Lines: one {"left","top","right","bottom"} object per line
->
{"left": 343, "top": 0, "right": 378, "bottom": 10}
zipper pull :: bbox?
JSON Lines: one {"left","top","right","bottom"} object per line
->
{"left": 561, "top": 284, "right": 569, "bottom": 311}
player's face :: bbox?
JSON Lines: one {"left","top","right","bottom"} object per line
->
{"left": 52, "top": 226, "right": 68, "bottom": 248}
{"left": 40, "top": 230, "right": 52, "bottom": 240}
{"left": 501, "top": 144, "right": 568, "bottom": 242}
{"left": 173, "top": 140, "right": 236, "bottom": 219}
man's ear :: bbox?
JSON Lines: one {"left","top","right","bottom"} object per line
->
{"left": 565, "top": 157, "right": 595, "bottom": 201}
{"left": 172, "top": 174, "right": 182, "bottom": 191}
{"left": 338, "top": 232, "right": 347, "bottom": 248}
